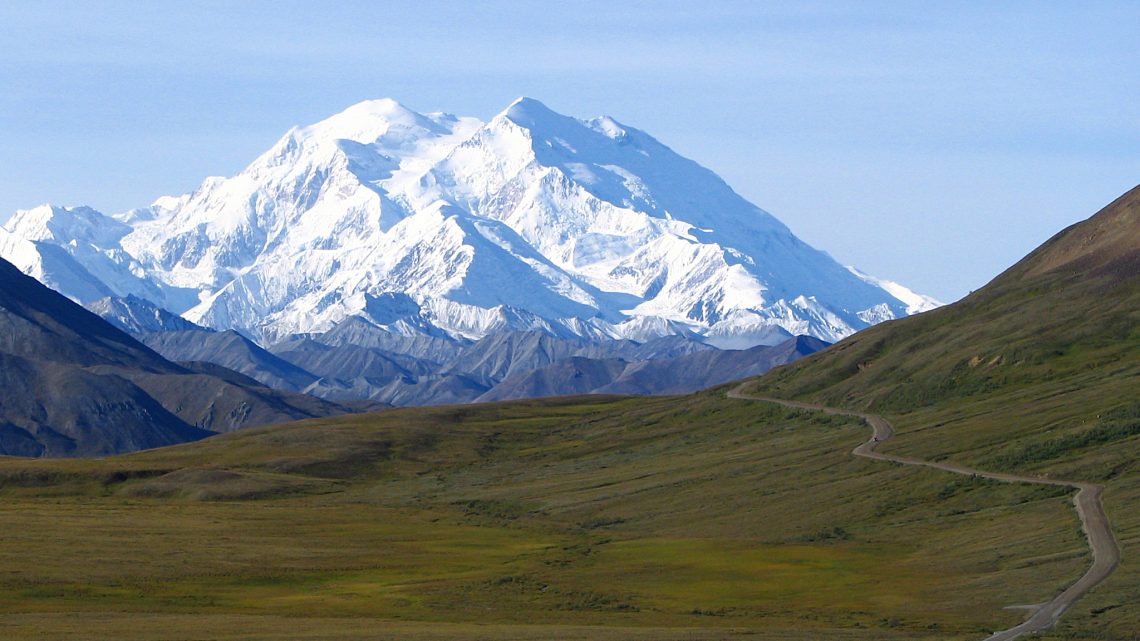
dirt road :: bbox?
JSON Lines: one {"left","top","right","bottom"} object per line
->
{"left": 727, "top": 385, "right": 1120, "bottom": 641}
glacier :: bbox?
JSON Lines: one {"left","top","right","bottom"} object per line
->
{"left": 1, "top": 97, "right": 940, "bottom": 347}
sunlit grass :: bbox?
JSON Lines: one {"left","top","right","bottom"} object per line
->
{"left": 0, "top": 391, "right": 1092, "bottom": 639}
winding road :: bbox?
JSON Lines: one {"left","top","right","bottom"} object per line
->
{"left": 727, "top": 384, "right": 1121, "bottom": 641}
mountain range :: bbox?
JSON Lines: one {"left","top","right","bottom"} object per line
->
{"left": 0, "top": 85, "right": 1134, "bottom": 639}
{"left": 0, "top": 97, "right": 937, "bottom": 350}
{"left": 0, "top": 244, "right": 824, "bottom": 453}
{"left": 129, "top": 321, "right": 825, "bottom": 407}
{"left": 0, "top": 96, "right": 951, "bottom": 451}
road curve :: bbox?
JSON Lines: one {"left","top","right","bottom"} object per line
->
{"left": 727, "top": 384, "right": 1120, "bottom": 641}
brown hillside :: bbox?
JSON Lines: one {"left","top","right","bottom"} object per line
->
{"left": 997, "top": 183, "right": 1140, "bottom": 282}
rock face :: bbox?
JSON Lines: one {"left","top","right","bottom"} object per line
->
{"left": 0, "top": 257, "right": 357, "bottom": 457}
{"left": 1, "top": 97, "right": 937, "bottom": 350}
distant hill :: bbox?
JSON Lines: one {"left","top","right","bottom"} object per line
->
{"left": 127, "top": 319, "right": 818, "bottom": 406}
{"left": 139, "top": 329, "right": 320, "bottom": 392}
{"left": 0, "top": 257, "right": 359, "bottom": 456}
{"left": 85, "top": 294, "right": 208, "bottom": 334}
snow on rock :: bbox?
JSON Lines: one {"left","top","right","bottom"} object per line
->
{"left": 846, "top": 266, "right": 942, "bottom": 315}
{"left": 0, "top": 97, "right": 939, "bottom": 348}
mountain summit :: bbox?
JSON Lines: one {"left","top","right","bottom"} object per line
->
{"left": 2, "top": 97, "right": 937, "bottom": 346}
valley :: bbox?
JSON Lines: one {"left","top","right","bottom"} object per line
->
{"left": 0, "top": 391, "right": 1090, "bottom": 640}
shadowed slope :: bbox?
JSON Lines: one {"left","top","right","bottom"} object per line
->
{"left": 0, "top": 257, "right": 358, "bottom": 456}
{"left": 0, "top": 258, "right": 175, "bottom": 371}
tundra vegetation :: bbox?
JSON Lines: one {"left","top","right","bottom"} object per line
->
{"left": 0, "top": 392, "right": 1093, "bottom": 640}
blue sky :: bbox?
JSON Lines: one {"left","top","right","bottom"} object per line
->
{"left": 2, "top": 1, "right": 1137, "bottom": 302}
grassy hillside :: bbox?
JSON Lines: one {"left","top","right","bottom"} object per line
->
{"left": 745, "top": 186, "right": 1140, "bottom": 639}
{"left": 0, "top": 390, "right": 1089, "bottom": 640}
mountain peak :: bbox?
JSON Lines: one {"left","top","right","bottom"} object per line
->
{"left": 500, "top": 96, "right": 564, "bottom": 128}
{"left": 2, "top": 97, "right": 935, "bottom": 347}
{"left": 341, "top": 97, "right": 417, "bottom": 119}
{"left": 500, "top": 99, "right": 629, "bottom": 142}
{"left": 5, "top": 203, "right": 128, "bottom": 246}
{"left": 299, "top": 97, "right": 439, "bottom": 144}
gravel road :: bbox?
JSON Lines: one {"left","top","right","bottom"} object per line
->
{"left": 728, "top": 385, "right": 1120, "bottom": 641}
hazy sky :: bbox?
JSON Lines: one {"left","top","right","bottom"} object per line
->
{"left": 2, "top": 1, "right": 1137, "bottom": 302}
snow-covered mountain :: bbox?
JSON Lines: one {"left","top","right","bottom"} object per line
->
{"left": 1, "top": 97, "right": 939, "bottom": 346}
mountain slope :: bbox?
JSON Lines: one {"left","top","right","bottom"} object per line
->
{"left": 0, "top": 255, "right": 175, "bottom": 371}
{"left": 2, "top": 97, "right": 937, "bottom": 347}
{"left": 751, "top": 184, "right": 1139, "bottom": 411}
{"left": 744, "top": 184, "right": 1140, "bottom": 639}
{"left": 0, "top": 257, "right": 357, "bottom": 456}
{"left": 0, "top": 353, "right": 206, "bottom": 457}
{"left": 86, "top": 294, "right": 208, "bottom": 334}
{"left": 0, "top": 257, "right": 206, "bottom": 455}
{"left": 473, "top": 356, "right": 631, "bottom": 401}
{"left": 139, "top": 329, "right": 319, "bottom": 392}
{"left": 599, "top": 334, "right": 829, "bottom": 395}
